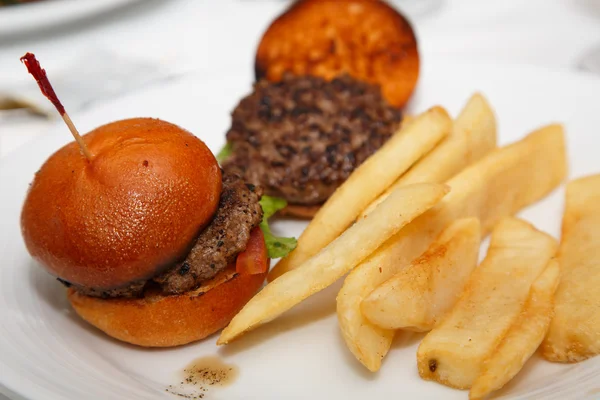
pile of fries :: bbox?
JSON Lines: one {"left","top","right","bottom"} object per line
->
{"left": 217, "top": 93, "right": 600, "bottom": 399}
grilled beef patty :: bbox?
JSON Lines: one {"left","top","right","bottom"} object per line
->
{"left": 154, "top": 174, "right": 263, "bottom": 294}
{"left": 69, "top": 173, "right": 263, "bottom": 298}
{"left": 222, "top": 74, "right": 402, "bottom": 205}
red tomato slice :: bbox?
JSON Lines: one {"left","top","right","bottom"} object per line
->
{"left": 236, "top": 227, "right": 269, "bottom": 275}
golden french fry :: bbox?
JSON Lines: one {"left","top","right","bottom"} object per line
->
{"left": 417, "top": 218, "right": 558, "bottom": 389}
{"left": 217, "top": 183, "right": 449, "bottom": 344}
{"left": 338, "top": 124, "right": 567, "bottom": 372}
{"left": 542, "top": 174, "right": 600, "bottom": 362}
{"left": 361, "top": 93, "right": 497, "bottom": 217}
{"left": 361, "top": 218, "right": 481, "bottom": 332}
{"left": 401, "top": 114, "right": 415, "bottom": 127}
{"left": 268, "top": 107, "right": 452, "bottom": 282}
{"left": 470, "top": 260, "right": 560, "bottom": 400}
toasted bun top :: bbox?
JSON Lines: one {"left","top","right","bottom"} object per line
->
{"left": 21, "top": 118, "right": 221, "bottom": 289}
{"left": 255, "top": 0, "right": 420, "bottom": 108}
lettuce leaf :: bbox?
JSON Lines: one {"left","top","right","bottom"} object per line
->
{"left": 259, "top": 196, "right": 298, "bottom": 259}
{"left": 216, "top": 142, "right": 233, "bottom": 163}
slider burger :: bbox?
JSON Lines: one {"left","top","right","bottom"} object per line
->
{"left": 19, "top": 53, "right": 294, "bottom": 347}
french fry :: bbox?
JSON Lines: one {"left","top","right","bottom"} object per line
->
{"left": 417, "top": 218, "right": 558, "bottom": 389}
{"left": 401, "top": 114, "right": 415, "bottom": 127}
{"left": 268, "top": 107, "right": 452, "bottom": 282}
{"left": 337, "top": 124, "right": 567, "bottom": 372}
{"left": 361, "top": 218, "right": 481, "bottom": 332}
{"left": 542, "top": 174, "right": 600, "bottom": 362}
{"left": 470, "top": 260, "right": 560, "bottom": 400}
{"left": 217, "top": 183, "right": 449, "bottom": 344}
{"left": 361, "top": 93, "right": 497, "bottom": 217}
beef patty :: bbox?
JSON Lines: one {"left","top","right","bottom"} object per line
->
{"left": 222, "top": 73, "right": 402, "bottom": 206}
{"left": 69, "top": 173, "right": 263, "bottom": 298}
{"left": 154, "top": 173, "right": 263, "bottom": 294}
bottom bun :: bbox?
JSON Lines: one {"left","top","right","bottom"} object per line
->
{"left": 68, "top": 267, "right": 267, "bottom": 347}
{"left": 279, "top": 203, "right": 321, "bottom": 219}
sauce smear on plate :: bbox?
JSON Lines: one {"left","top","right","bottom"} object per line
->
{"left": 166, "top": 356, "right": 238, "bottom": 399}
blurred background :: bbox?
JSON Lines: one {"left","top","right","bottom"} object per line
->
{"left": 0, "top": 0, "right": 599, "bottom": 164}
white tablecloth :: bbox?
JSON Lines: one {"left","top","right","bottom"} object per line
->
{"left": 0, "top": 0, "right": 599, "bottom": 398}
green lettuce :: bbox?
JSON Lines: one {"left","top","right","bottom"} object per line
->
{"left": 259, "top": 196, "right": 298, "bottom": 259}
{"left": 216, "top": 142, "right": 233, "bottom": 163}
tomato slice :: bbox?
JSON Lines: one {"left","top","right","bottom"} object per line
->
{"left": 236, "top": 227, "right": 269, "bottom": 275}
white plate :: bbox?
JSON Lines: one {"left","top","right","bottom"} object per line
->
{"left": 1, "top": 60, "right": 600, "bottom": 400}
{"left": 0, "top": 0, "right": 142, "bottom": 37}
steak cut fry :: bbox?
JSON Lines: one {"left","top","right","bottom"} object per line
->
{"left": 361, "top": 93, "right": 497, "bottom": 217}
{"left": 268, "top": 106, "right": 451, "bottom": 282}
{"left": 470, "top": 260, "right": 560, "bottom": 400}
{"left": 338, "top": 124, "right": 567, "bottom": 372}
{"left": 542, "top": 174, "right": 600, "bottom": 362}
{"left": 217, "top": 183, "right": 449, "bottom": 344}
{"left": 417, "top": 218, "right": 558, "bottom": 389}
{"left": 361, "top": 218, "right": 481, "bottom": 332}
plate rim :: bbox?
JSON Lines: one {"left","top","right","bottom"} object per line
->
{"left": 0, "top": 0, "right": 144, "bottom": 37}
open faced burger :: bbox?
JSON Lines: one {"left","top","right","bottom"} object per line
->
{"left": 220, "top": 0, "right": 418, "bottom": 217}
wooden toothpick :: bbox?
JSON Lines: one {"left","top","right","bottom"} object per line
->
{"left": 20, "top": 52, "right": 93, "bottom": 161}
